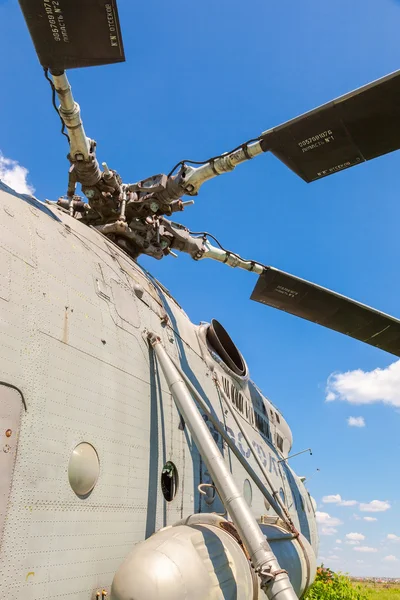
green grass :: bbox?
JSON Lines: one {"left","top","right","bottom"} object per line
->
{"left": 361, "top": 583, "right": 400, "bottom": 599}
{"left": 304, "top": 567, "right": 400, "bottom": 600}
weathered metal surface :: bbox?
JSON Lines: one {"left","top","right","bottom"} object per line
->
{"left": 0, "top": 187, "right": 317, "bottom": 599}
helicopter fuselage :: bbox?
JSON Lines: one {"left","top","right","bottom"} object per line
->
{"left": 0, "top": 183, "right": 317, "bottom": 599}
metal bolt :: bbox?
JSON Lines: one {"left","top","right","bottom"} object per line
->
{"left": 5, "top": 429, "right": 12, "bottom": 437}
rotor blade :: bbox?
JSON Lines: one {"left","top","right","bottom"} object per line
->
{"left": 18, "top": 0, "right": 125, "bottom": 70}
{"left": 260, "top": 70, "right": 400, "bottom": 183}
{"left": 251, "top": 267, "right": 400, "bottom": 357}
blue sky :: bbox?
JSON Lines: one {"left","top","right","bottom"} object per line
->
{"left": 1, "top": 0, "right": 400, "bottom": 578}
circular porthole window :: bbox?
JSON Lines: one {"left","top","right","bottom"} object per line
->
{"left": 243, "top": 479, "right": 253, "bottom": 507}
{"left": 68, "top": 442, "right": 100, "bottom": 498}
{"left": 161, "top": 461, "right": 179, "bottom": 502}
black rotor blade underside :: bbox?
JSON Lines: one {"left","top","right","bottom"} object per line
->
{"left": 260, "top": 70, "right": 400, "bottom": 183}
{"left": 251, "top": 268, "right": 400, "bottom": 357}
{"left": 18, "top": 0, "right": 125, "bottom": 70}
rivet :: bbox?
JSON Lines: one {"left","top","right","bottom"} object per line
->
{"left": 5, "top": 429, "right": 12, "bottom": 437}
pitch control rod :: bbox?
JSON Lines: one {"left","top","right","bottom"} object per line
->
{"left": 147, "top": 331, "right": 298, "bottom": 600}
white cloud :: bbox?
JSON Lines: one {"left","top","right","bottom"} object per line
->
{"left": 329, "top": 555, "right": 340, "bottom": 560}
{"left": 316, "top": 512, "right": 342, "bottom": 526}
{"left": 346, "top": 541, "right": 360, "bottom": 545}
{"left": 347, "top": 416, "right": 366, "bottom": 427}
{"left": 383, "top": 555, "right": 397, "bottom": 562}
{"left": 364, "top": 517, "right": 377, "bottom": 522}
{"left": 0, "top": 152, "right": 34, "bottom": 195}
{"left": 336, "top": 539, "right": 342, "bottom": 544}
{"left": 333, "top": 547, "right": 343, "bottom": 551}
{"left": 321, "top": 527, "right": 338, "bottom": 536}
{"left": 354, "top": 546, "right": 378, "bottom": 553}
{"left": 356, "top": 560, "right": 364, "bottom": 564}
{"left": 326, "top": 361, "right": 400, "bottom": 408}
{"left": 359, "top": 500, "right": 391, "bottom": 513}
{"left": 346, "top": 533, "right": 365, "bottom": 541}
{"left": 322, "top": 495, "right": 358, "bottom": 507}
{"left": 323, "top": 494, "right": 342, "bottom": 504}
{"left": 387, "top": 534, "right": 400, "bottom": 542}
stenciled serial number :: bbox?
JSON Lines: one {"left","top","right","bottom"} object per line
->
{"left": 43, "top": 1, "right": 69, "bottom": 43}
{"left": 275, "top": 285, "right": 298, "bottom": 299}
{"left": 298, "top": 130, "right": 335, "bottom": 153}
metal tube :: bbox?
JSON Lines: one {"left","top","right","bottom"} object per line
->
{"left": 119, "top": 188, "right": 127, "bottom": 221}
{"left": 148, "top": 333, "right": 298, "bottom": 600}
{"left": 169, "top": 356, "right": 285, "bottom": 520}
{"left": 202, "top": 241, "right": 264, "bottom": 274}
{"left": 278, "top": 449, "right": 312, "bottom": 464}
{"left": 181, "top": 140, "right": 264, "bottom": 194}
{"left": 214, "top": 375, "right": 296, "bottom": 529}
{"left": 51, "top": 72, "right": 91, "bottom": 160}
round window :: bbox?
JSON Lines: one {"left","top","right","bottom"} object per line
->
{"left": 161, "top": 461, "right": 179, "bottom": 502}
{"left": 243, "top": 479, "right": 252, "bottom": 507}
{"left": 68, "top": 442, "right": 100, "bottom": 498}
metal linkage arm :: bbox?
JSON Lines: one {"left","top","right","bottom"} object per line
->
{"left": 147, "top": 331, "right": 298, "bottom": 600}
{"left": 166, "top": 231, "right": 264, "bottom": 274}
{"left": 201, "top": 240, "right": 264, "bottom": 274}
{"left": 49, "top": 71, "right": 122, "bottom": 213}
{"left": 51, "top": 71, "right": 91, "bottom": 161}
{"left": 175, "top": 140, "right": 264, "bottom": 196}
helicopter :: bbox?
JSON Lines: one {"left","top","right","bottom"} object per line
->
{"left": 1, "top": 1, "right": 400, "bottom": 599}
